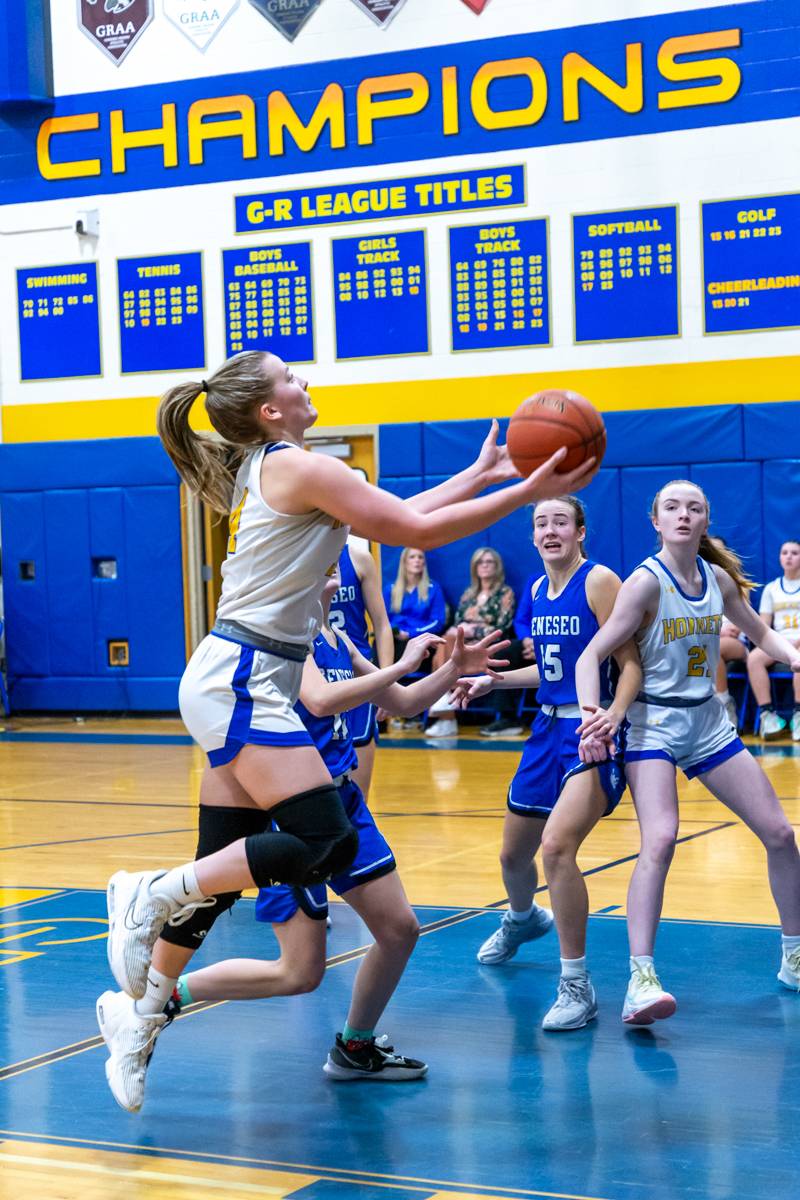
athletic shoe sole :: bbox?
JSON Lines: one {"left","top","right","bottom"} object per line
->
{"left": 96, "top": 992, "right": 141, "bottom": 1113}
{"left": 542, "top": 1006, "right": 598, "bottom": 1032}
{"left": 622, "top": 994, "right": 677, "bottom": 1025}
{"left": 777, "top": 968, "right": 800, "bottom": 991}
{"left": 323, "top": 1057, "right": 428, "bottom": 1082}
{"left": 106, "top": 871, "right": 148, "bottom": 999}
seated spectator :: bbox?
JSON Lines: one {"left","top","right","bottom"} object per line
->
{"left": 426, "top": 547, "right": 515, "bottom": 738}
{"left": 748, "top": 538, "right": 800, "bottom": 741}
{"left": 384, "top": 547, "right": 447, "bottom": 662}
{"left": 709, "top": 537, "right": 748, "bottom": 729}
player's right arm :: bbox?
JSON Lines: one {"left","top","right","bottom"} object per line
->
{"left": 268, "top": 447, "right": 597, "bottom": 551}
{"left": 575, "top": 568, "right": 657, "bottom": 717}
{"left": 298, "top": 633, "right": 442, "bottom": 718}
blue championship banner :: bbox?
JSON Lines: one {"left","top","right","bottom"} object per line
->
{"left": 449, "top": 219, "right": 549, "bottom": 352}
{"left": 118, "top": 252, "right": 205, "bottom": 373}
{"left": 223, "top": 242, "right": 314, "bottom": 361}
{"left": 235, "top": 166, "right": 525, "bottom": 232}
{"left": 572, "top": 206, "right": 679, "bottom": 343}
{"left": 17, "top": 262, "right": 101, "bottom": 381}
{"left": 10, "top": 3, "right": 798, "bottom": 204}
{"left": 701, "top": 193, "right": 800, "bottom": 335}
{"left": 332, "top": 229, "right": 428, "bottom": 360}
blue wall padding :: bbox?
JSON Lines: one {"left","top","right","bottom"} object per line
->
{"left": 0, "top": 438, "right": 184, "bottom": 712}
{"left": 762, "top": 462, "right": 800, "bottom": 579}
{"left": 743, "top": 404, "right": 800, "bottom": 461}
{"left": 603, "top": 406, "right": 744, "bottom": 467}
{"left": 380, "top": 400, "right": 800, "bottom": 618}
{"left": 379, "top": 423, "right": 424, "bottom": 477}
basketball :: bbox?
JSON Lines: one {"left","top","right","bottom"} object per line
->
{"left": 506, "top": 390, "right": 606, "bottom": 476}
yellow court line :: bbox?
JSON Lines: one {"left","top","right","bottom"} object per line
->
{"left": 0, "top": 1132, "right": 611, "bottom": 1200}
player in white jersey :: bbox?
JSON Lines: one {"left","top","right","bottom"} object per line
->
{"left": 97, "top": 348, "right": 597, "bottom": 1111}
{"left": 748, "top": 539, "right": 800, "bottom": 741}
{"left": 576, "top": 481, "right": 800, "bottom": 1025}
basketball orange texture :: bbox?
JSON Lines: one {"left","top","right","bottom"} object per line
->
{"left": 506, "top": 390, "right": 606, "bottom": 476}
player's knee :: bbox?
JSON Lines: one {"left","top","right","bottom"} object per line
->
{"left": 642, "top": 828, "right": 678, "bottom": 867}
{"left": 500, "top": 844, "right": 535, "bottom": 874}
{"left": 245, "top": 785, "right": 358, "bottom": 887}
{"left": 541, "top": 830, "right": 578, "bottom": 870}
{"left": 279, "top": 957, "right": 326, "bottom": 995}
{"left": 377, "top": 906, "right": 420, "bottom": 953}
{"left": 763, "top": 820, "right": 797, "bottom": 855}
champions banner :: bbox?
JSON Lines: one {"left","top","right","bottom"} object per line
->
{"left": 4, "top": 1, "right": 798, "bottom": 204}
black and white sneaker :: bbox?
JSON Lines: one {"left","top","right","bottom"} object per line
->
{"left": 323, "top": 1034, "right": 428, "bottom": 1082}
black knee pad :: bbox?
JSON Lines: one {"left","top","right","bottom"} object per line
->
{"left": 245, "top": 784, "right": 358, "bottom": 887}
{"left": 160, "top": 805, "right": 270, "bottom": 948}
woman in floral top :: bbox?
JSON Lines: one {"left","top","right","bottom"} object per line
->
{"left": 426, "top": 547, "right": 516, "bottom": 738}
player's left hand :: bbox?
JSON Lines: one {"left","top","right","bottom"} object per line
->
{"left": 578, "top": 733, "right": 612, "bottom": 764}
{"left": 450, "top": 626, "right": 510, "bottom": 679}
{"left": 576, "top": 704, "right": 620, "bottom": 741}
{"left": 474, "top": 418, "right": 521, "bottom": 485}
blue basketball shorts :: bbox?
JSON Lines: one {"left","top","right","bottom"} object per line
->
{"left": 254, "top": 778, "right": 395, "bottom": 923}
{"left": 507, "top": 709, "right": 627, "bottom": 819}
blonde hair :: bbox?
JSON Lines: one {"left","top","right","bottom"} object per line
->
{"left": 157, "top": 351, "right": 274, "bottom": 514}
{"left": 467, "top": 546, "right": 505, "bottom": 596}
{"left": 532, "top": 495, "right": 588, "bottom": 559}
{"left": 650, "top": 479, "right": 754, "bottom": 599}
{"left": 390, "top": 548, "right": 430, "bottom": 612}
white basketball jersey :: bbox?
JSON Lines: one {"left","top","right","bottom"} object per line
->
{"left": 216, "top": 443, "right": 348, "bottom": 645}
{"left": 760, "top": 577, "right": 800, "bottom": 637}
{"left": 635, "top": 556, "right": 724, "bottom": 701}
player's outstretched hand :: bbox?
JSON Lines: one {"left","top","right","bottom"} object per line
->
{"left": 450, "top": 626, "right": 510, "bottom": 679}
{"left": 449, "top": 673, "right": 494, "bottom": 710}
{"left": 398, "top": 632, "right": 443, "bottom": 673}
{"left": 521, "top": 448, "right": 599, "bottom": 502}
{"left": 473, "top": 418, "right": 521, "bottom": 485}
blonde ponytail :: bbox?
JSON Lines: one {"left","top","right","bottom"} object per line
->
{"left": 157, "top": 351, "right": 274, "bottom": 514}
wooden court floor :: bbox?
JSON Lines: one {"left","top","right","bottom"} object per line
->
{"left": 1, "top": 717, "right": 800, "bottom": 1200}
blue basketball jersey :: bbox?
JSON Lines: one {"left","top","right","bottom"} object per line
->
{"left": 294, "top": 630, "right": 358, "bottom": 778}
{"left": 530, "top": 560, "right": 611, "bottom": 707}
{"left": 328, "top": 544, "right": 370, "bottom": 656}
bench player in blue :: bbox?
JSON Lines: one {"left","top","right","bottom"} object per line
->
{"left": 453, "top": 496, "right": 641, "bottom": 1031}
{"left": 329, "top": 538, "right": 393, "bottom": 798}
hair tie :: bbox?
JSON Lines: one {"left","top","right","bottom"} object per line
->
{"left": 200, "top": 379, "right": 209, "bottom": 393}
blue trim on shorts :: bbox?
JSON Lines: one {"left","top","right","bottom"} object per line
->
{"left": 625, "top": 749, "right": 677, "bottom": 766}
{"left": 683, "top": 736, "right": 745, "bottom": 779}
{"left": 207, "top": 644, "right": 313, "bottom": 767}
{"left": 350, "top": 702, "right": 378, "bottom": 747}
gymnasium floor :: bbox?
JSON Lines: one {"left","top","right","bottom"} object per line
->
{"left": 1, "top": 718, "right": 799, "bottom": 1200}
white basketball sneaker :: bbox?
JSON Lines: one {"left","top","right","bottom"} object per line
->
{"left": 96, "top": 990, "right": 167, "bottom": 1112}
{"left": 107, "top": 869, "right": 214, "bottom": 999}
{"left": 477, "top": 907, "right": 554, "bottom": 964}
{"left": 622, "top": 962, "right": 677, "bottom": 1025}
{"left": 791, "top": 712, "right": 800, "bottom": 743}
{"left": 760, "top": 710, "right": 787, "bottom": 740}
{"left": 542, "top": 975, "right": 598, "bottom": 1031}
{"left": 778, "top": 945, "right": 800, "bottom": 990}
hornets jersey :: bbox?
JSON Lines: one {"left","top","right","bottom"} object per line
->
{"left": 530, "top": 560, "right": 611, "bottom": 707}
{"left": 294, "top": 630, "right": 358, "bottom": 779}
{"left": 328, "top": 544, "right": 370, "bottom": 655}
{"left": 635, "top": 555, "right": 723, "bottom": 702}
{"left": 216, "top": 442, "right": 348, "bottom": 645}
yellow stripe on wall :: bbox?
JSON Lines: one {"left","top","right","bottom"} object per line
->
{"left": 3, "top": 354, "right": 798, "bottom": 443}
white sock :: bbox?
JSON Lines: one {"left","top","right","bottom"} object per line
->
{"left": 561, "top": 956, "right": 587, "bottom": 979}
{"left": 509, "top": 906, "right": 533, "bottom": 923}
{"left": 630, "top": 954, "right": 654, "bottom": 975}
{"left": 151, "top": 863, "right": 206, "bottom": 906}
{"left": 134, "top": 967, "right": 177, "bottom": 1016}
{"left": 781, "top": 934, "right": 800, "bottom": 953}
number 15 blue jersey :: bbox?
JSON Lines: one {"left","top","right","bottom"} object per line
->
{"left": 530, "top": 560, "right": 611, "bottom": 707}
